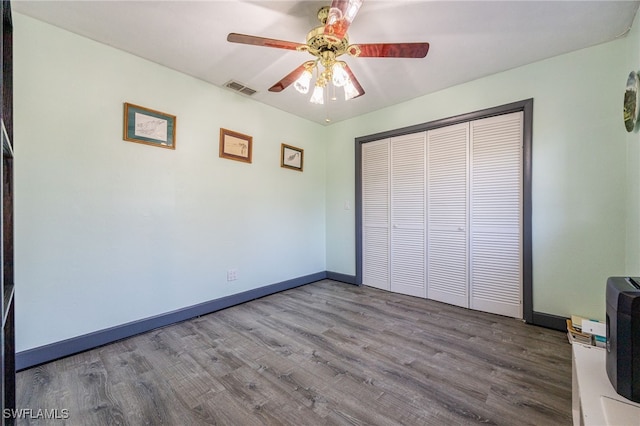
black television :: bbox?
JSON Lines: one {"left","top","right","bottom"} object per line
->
{"left": 606, "top": 276, "right": 640, "bottom": 403}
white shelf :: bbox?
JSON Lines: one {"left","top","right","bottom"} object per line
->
{"left": 572, "top": 343, "right": 640, "bottom": 425}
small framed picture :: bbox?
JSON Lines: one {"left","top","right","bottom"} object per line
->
{"left": 220, "top": 128, "right": 252, "bottom": 163}
{"left": 281, "top": 143, "right": 304, "bottom": 172}
{"left": 123, "top": 103, "right": 176, "bottom": 149}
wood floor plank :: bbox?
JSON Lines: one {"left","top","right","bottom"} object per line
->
{"left": 17, "top": 280, "right": 572, "bottom": 425}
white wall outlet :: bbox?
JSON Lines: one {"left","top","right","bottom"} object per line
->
{"left": 227, "top": 269, "right": 238, "bottom": 281}
{"left": 344, "top": 201, "right": 351, "bottom": 210}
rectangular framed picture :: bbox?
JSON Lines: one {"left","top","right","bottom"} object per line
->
{"left": 281, "top": 143, "right": 304, "bottom": 172}
{"left": 220, "top": 128, "right": 252, "bottom": 163}
{"left": 123, "top": 103, "right": 176, "bottom": 150}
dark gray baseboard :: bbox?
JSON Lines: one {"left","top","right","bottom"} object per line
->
{"left": 531, "top": 311, "right": 568, "bottom": 332}
{"left": 16, "top": 272, "right": 562, "bottom": 370}
{"left": 325, "top": 271, "right": 357, "bottom": 285}
{"left": 16, "top": 271, "right": 329, "bottom": 371}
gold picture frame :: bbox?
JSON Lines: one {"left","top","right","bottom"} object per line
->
{"left": 123, "top": 103, "right": 176, "bottom": 149}
{"left": 281, "top": 143, "right": 304, "bottom": 172}
{"left": 219, "top": 128, "right": 252, "bottom": 163}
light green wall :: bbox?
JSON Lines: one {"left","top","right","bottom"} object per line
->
{"left": 626, "top": 11, "right": 640, "bottom": 276}
{"left": 14, "top": 14, "right": 327, "bottom": 352}
{"left": 326, "top": 38, "right": 630, "bottom": 321}
{"left": 15, "top": 8, "right": 640, "bottom": 353}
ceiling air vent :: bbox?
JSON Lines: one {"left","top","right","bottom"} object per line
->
{"left": 224, "top": 80, "right": 257, "bottom": 97}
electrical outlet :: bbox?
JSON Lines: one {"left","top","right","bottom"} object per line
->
{"left": 227, "top": 269, "right": 238, "bottom": 281}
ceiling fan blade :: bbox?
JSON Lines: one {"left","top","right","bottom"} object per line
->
{"left": 324, "top": 0, "right": 363, "bottom": 40}
{"left": 344, "top": 63, "right": 365, "bottom": 98}
{"left": 354, "top": 42, "right": 430, "bottom": 58}
{"left": 269, "top": 61, "right": 315, "bottom": 93}
{"left": 227, "top": 33, "right": 302, "bottom": 51}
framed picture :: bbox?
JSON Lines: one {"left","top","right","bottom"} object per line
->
{"left": 123, "top": 103, "right": 176, "bottom": 149}
{"left": 281, "top": 143, "right": 304, "bottom": 172}
{"left": 220, "top": 128, "right": 252, "bottom": 163}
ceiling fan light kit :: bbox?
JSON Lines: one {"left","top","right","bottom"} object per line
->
{"left": 331, "top": 62, "right": 349, "bottom": 88}
{"left": 344, "top": 80, "right": 360, "bottom": 101}
{"left": 293, "top": 69, "right": 313, "bottom": 94}
{"left": 310, "top": 85, "right": 326, "bottom": 105}
{"left": 227, "top": 0, "right": 429, "bottom": 108}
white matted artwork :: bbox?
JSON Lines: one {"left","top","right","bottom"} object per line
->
{"left": 123, "top": 103, "right": 176, "bottom": 149}
{"left": 281, "top": 143, "right": 303, "bottom": 172}
{"left": 219, "top": 128, "right": 252, "bottom": 163}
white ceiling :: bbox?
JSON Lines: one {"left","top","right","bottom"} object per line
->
{"left": 12, "top": 1, "right": 640, "bottom": 125}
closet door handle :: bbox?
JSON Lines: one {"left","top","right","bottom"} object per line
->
{"left": 458, "top": 227, "right": 465, "bottom": 231}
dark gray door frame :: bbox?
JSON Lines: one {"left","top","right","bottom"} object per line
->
{"left": 355, "top": 99, "right": 535, "bottom": 324}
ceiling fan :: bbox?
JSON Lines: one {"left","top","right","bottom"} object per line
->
{"left": 227, "top": 0, "right": 430, "bottom": 105}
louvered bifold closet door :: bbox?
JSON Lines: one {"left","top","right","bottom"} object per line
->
{"left": 470, "top": 112, "right": 523, "bottom": 318}
{"left": 362, "top": 139, "right": 390, "bottom": 290}
{"left": 390, "top": 132, "right": 426, "bottom": 297}
{"left": 427, "top": 123, "right": 469, "bottom": 308}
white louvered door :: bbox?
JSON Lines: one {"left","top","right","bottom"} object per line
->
{"left": 390, "top": 132, "right": 426, "bottom": 297}
{"left": 426, "top": 123, "right": 469, "bottom": 308}
{"left": 362, "top": 139, "right": 390, "bottom": 291}
{"left": 361, "top": 111, "right": 523, "bottom": 319}
{"left": 470, "top": 112, "right": 523, "bottom": 317}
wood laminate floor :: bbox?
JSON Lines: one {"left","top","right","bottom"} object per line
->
{"left": 16, "top": 280, "right": 572, "bottom": 425}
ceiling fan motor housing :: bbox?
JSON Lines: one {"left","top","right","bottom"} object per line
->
{"left": 305, "top": 25, "right": 350, "bottom": 57}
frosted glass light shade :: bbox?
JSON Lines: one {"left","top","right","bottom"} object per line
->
{"left": 344, "top": 80, "right": 359, "bottom": 100}
{"left": 332, "top": 62, "right": 349, "bottom": 87}
{"left": 294, "top": 70, "right": 312, "bottom": 94}
{"left": 310, "top": 85, "right": 324, "bottom": 104}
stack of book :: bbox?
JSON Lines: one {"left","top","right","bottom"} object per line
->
{"left": 567, "top": 315, "right": 606, "bottom": 347}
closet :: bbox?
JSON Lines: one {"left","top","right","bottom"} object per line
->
{"left": 361, "top": 111, "right": 523, "bottom": 318}
{"left": 362, "top": 132, "right": 426, "bottom": 297}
